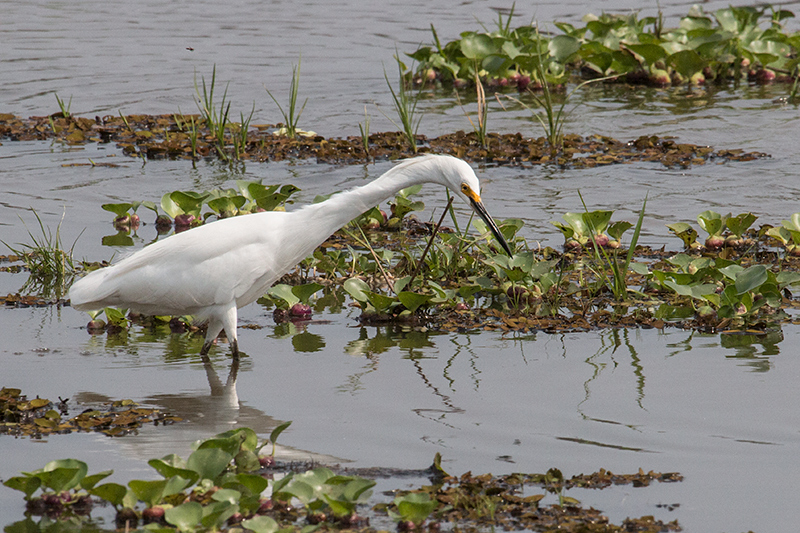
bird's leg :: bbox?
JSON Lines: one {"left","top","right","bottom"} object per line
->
{"left": 200, "top": 339, "right": 214, "bottom": 356}
{"left": 230, "top": 338, "right": 239, "bottom": 358}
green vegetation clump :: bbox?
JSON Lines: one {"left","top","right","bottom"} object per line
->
{"left": 407, "top": 4, "right": 800, "bottom": 89}
{"left": 2, "top": 420, "right": 682, "bottom": 533}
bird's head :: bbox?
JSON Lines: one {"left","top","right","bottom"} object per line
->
{"left": 437, "top": 156, "right": 514, "bottom": 257}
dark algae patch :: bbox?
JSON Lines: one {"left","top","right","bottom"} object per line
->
{"left": 0, "top": 113, "right": 767, "bottom": 168}
{"left": 0, "top": 387, "right": 181, "bottom": 438}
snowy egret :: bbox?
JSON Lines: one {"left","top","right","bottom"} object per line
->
{"left": 69, "top": 154, "right": 512, "bottom": 357}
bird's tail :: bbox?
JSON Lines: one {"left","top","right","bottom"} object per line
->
{"left": 68, "top": 267, "right": 116, "bottom": 311}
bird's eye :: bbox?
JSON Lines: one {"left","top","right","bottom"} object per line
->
{"left": 460, "top": 183, "right": 470, "bottom": 194}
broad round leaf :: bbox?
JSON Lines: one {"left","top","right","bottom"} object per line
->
{"left": 165, "top": 501, "right": 203, "bottom": 532}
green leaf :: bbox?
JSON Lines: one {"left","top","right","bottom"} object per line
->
{"left": 397, "top": 291, "right": 431, "bottom": 313}
{"left": 267, "top": 284, "right": 299, "bottom": 307}
{"left": 460, "top": 33, "right": 497, "bottom": 60}
{"left": 89, "top": 482, "right": 128, "bottom": 507}
{"left": 735, "top": 265, "right": 768, "bottom": 294}
{"left": 148, "top": 458, "right": 200, "bottom": 486}
{"left": 548, "top": 35, "right": 581, "bottom": 62}
{"left": 187, "top": 448, "right": 234, "bottom": 481}
{"left": 394, "top": 492, "right": 437, "bottom": 525}
{"left": 80, "top": 470, "right": 114, "bottom": 490}
{"left": 128, "top": 479, "right": 168, "bottom": 508}
{"left": 292, "top": 282, "right": 324, "bottom": 304}
{"left": 667, "top": 49, "right": 707, "bottom": 78}
{"left": 101, "top": 203, "right": 134, "bottom": 217}
{"left": 3, "top": 476, "right": 41, "bottom": 499}
{"left": 343, "top": 278, "right": 371, "bottom": 304}
{"left": 165, "top": 501, "right": 203, "bottom": 532}
{"left": 625, "top": 43, "right": 667, "bottom": 66}
{"left": 228, "top": 473, "right": 269, "bottom": 496}
{"left": 242, "top": 515, "right": 280, "bottom": 533}
{"left": 201, "top": 500, "right": 239, "bottom": 528}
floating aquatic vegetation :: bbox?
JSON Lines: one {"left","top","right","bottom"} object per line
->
{"left": 0, "top": 388, "right": 181, "bottom": 438}
{"left": 3, "top": 422, "right": 684, "bottom": 533}
{"left": 407, "top": 5, "right": 800, "bottom": 90}
{"left": 0, "top": 113, "right": 769, "bottom": 168}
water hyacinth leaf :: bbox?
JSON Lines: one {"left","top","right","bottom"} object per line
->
{"left": 187, "top": 448, "right": 234, "bottom": 481}
{"left": 718, "top": 264, "right": 744, "bottom": 281}
{"left": 482, "top": 54, "right": 510, "bottom": 75}
{"left": 625, "top": 43, "right": 667, "bottom": 66}
{"left": 549, "top": 35, "right": 581, "bottom": 62}
{"left": 165, "top": 501, "right": 203, "bottom": 533}
{"left": 393, "top": 492, "right": 437, "bottom": 525}
{"left": 80, "top": 470, "right": 114, "bottom": 490}
{"left": 148, "top": 458, "right": 200, "bottom": 486}
{"left": 460, "top": 32, "right": 497, "bottom": 60}
{"left": 212, "top": 488, "right": 242, "bottom": 505}
{"left": 101, "top": 203, "right": 134, "bottom": 217}
{"left": 735, "top": 265, "right": 768, "bottom": 294}
{"left": 697, "top": 211, "right": 724, "bottom": 236}
{"left": 268, "top": 284, "right": 299, "bottom": 307}
{"left": 726, "top": 212, "right": 757, "bottom": 236}
{"left": 128, "top": 479, "right": 169, "bottom": 508}
{"left": 582, "top": 210, "right": 613, "bottom": 234}
{"left": 667, "top": 223, "right": 699, "bottom": 248}
{"left": 2, "top": 476, "right": 41, "bottom": 499}
{"left": 89, "top": 482, "right": 127, "bottom": 507}
{"left": 282, "top": 479, "right": 315, "bottom": 504}
{"left": 338, "top": 477, "right": 375, "bottom": 502}
{"left": 398, "top": 291, "right": 431, "bottom": 312}
{"left": 367, "top": 291, "right": 397, "bottom": 312}
{"left": 242, "top": 515, "right": 280, "bottom": 533}
{"left": 214, "top": 427, "right": 259, "bottom": 452}
{"left": 269, "top": 421, "right": 292, "bottom": 452}
{"left": 323, "top": 495, "right": 356, "bottom": 517}
{"left": 229, "top": 473, "right": 269, "bottom": 496}
{"left": 292, "top": 282, "right": 324, "bottom": 304}
{"left": 667, "top": 50, "right": 707, "bottom": 78}
{"left": 776, "top": 271, "right": 800, "bottom": 288}
{"left": 207, "top": 196, "right": 246, "bottom": 217}
{"left": 608, "top": 220, "right": 633, "bottom": 241}
{"left": 343, "top": 278, "right": 371, "bottom": 304}
{"left": 169, "top": 191, "right": 207, "bottom": 217}
{"left": 43, "top": 459, "right": 88, "bottom": 489}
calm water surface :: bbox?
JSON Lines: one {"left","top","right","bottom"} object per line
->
{"left": 3, "top": 1, "right": 800, "bottom": 532}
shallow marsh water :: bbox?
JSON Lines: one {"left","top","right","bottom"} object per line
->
{"left": 3, "top": 1, "right": 800, "bottom": 531}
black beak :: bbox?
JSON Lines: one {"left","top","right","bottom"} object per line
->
{"left": 469, "top": 198, "right": 513, "bottom": 257}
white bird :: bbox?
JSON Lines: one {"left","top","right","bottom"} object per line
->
{"left": 69, "top": 154, "right": 512, "bottom": 357}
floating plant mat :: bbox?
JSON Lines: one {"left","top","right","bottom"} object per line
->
{"left": 0, "top": 387, "right": 182, "bottom": 438}
{"left": 2, "top": 422, "right": 684, "bottom": 533}
{"left": 0, "top": 113, "right": 767, "bottom": 168}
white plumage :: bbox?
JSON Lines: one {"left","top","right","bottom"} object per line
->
{"left": 69, "top": 154, "right": 511, "bottom": 356}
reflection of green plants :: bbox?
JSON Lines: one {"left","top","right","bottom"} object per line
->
{"left": 2, "top": 210, "right": 79, "bottom": 299}
{"left": 265, "top": 57, "right": 307, "bottom": 139}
